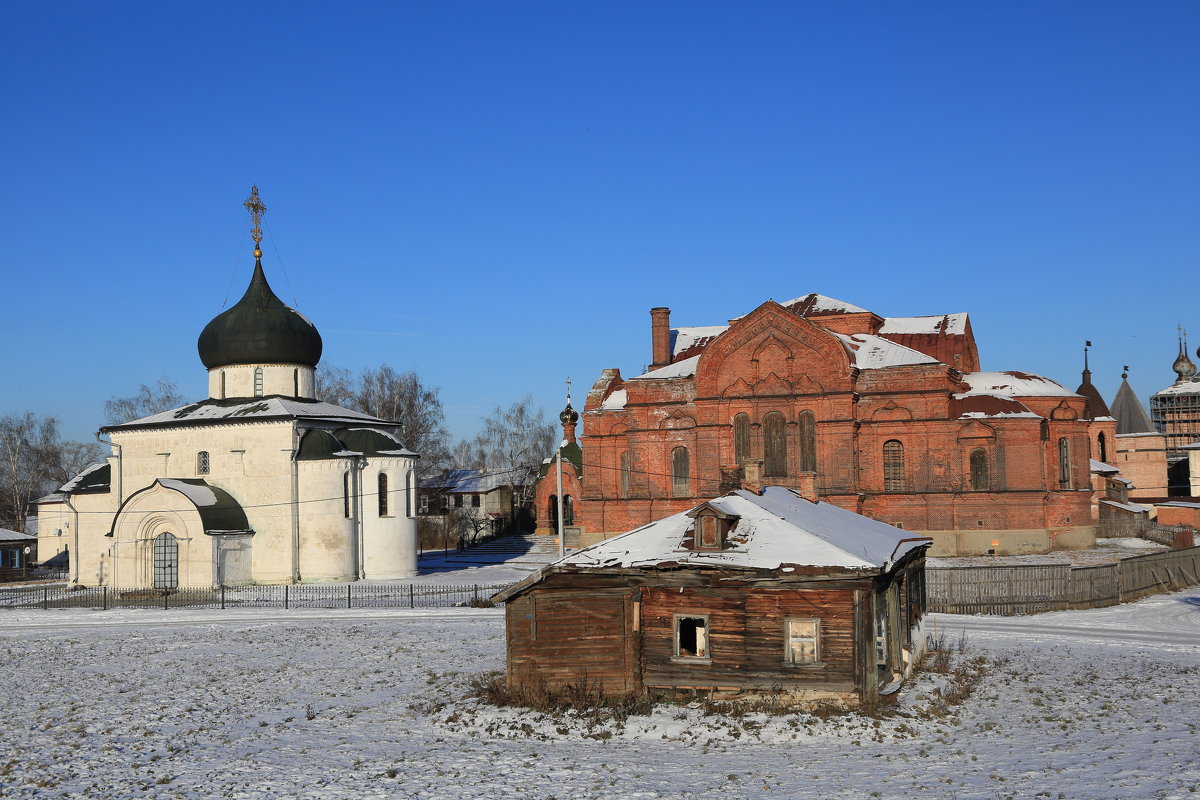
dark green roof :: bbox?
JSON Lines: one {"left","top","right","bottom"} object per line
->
{"left": 197, "top": 259, "right": 323, "bottom": 369}
{"left": 538, "top": 441, "right": 583, "bottom": 478}
{"left": 111, "top": 479, "right": 252, "bottom": 535}
{"left": 296, "top": 427, "right": 416, "bottom": 461}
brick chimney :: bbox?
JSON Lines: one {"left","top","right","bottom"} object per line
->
{"left": 796, "top": 471, "right": 818, "bottom": 502}
{"left": 741, "top": 459, "right": 763, "bottom": 495}
{"left": 650, "top": 307, "right": 671, "bottom": 369}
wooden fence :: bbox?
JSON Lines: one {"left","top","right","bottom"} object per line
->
{"left": 927, "top": 545, "right": 1200, "bottom": 615}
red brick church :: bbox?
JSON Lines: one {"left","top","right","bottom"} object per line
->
{"left": 571, "top": 294, "right": 1114, "bottom": 556}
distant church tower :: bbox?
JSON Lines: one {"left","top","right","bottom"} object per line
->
{"left": 1150, "top": 328, "right": 1200, "bottom": 459}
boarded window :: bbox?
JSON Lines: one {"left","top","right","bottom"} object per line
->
{"left": 675, "top": 615, "right": 709, "bottom": 659}
{"left": 763, "top": 412, "right": 787, "bottom": 477}
{"left": 1058, "top": 438, "right": 1072, "bottom": 489}
{"left": 698, "top": 515, "right": 719, "bottom": 548}
{"left": 798, "top": 410, "right": 817, "bottom": 473}
{"left": 883, "top": 440, "right": 904, "bottom": 492}
{"left": 969, "top": 448, "right": 989, "bottom": 491}
{"left": 733, "top": 413, "right": 750, "bottom": 466}
{"left": 671, "top": 447, "right": 690, "bottom": 497}
{"left": 619, "top": 451, "right": 632, "bottom": 498}
{"left": 196, "top": 451, "right": 210, "bottom": 475}
{"left": 785, "top": 618, "right": 820, "bottom": 665}
{"left": 378, "top": 472, "right": 389, "bottom": 516}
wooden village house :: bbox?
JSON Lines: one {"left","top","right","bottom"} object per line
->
{"left": 494, "top": 475, "right": 932, "bottom": 705}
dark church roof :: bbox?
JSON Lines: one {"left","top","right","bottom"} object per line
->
{"left": 197, "top": 259, "right": 323, "bottom": 369}
{"left": 1111, "top": 377, "right": 1155, "bottom": 434}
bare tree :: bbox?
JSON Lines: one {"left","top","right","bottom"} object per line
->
{"left": 0, "top": 412, "right": 102, "bottom": 531}
{"left": 103, "top": 377, "right": 186, "bottom": 425}
{"left": 314, "top": 363, "right": 451, "bottom": 476}
{"left": 471, "top": 396, "right": 556, "bottom": 523}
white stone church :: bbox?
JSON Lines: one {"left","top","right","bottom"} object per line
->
{"left": 36, "top": 192, "right": 420, "bottom": 588}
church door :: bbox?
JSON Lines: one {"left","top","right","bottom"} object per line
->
{"left": 153, "top": 532, "right": 179, "bottom": 589}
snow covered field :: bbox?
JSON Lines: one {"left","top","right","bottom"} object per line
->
{"left": 2, "top": 590, "right": 1199, "bottom": 798}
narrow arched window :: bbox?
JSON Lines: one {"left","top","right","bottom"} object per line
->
{"left": 406, "top": 470, "right": 414, "bottom": 517}
{"left": 196, "top": 451, "right": 210, "bottom": 475}
{"left": 969, "top": 448, "right": 989, "bottom": 491}
{"left": 671, "top": 446, "right": 690, "bottom": 497}
{"left": 883, "top": 440, "right": 904, "bottom": 492}
{"left": 763, "top": 412, "right": 787, "bottom": 477}
{"left": 548, "top": 495, "right": 559, "bottom": 529}
{"left": 1058, "top": 438, "right": 1072, "bottom": 489}
{"left": 798, "top": 410, "right": 817, "bottom": 473}
{"left": 293, "top": 368, "right": 299, "bottom": 397}
{"left": 1097, "top": 431, "right": 1107, "bottom": 464}
{"left": 564, "top": 495, "right": 574, "bottom": 525}
{"left": 733, "top": 413, "right": 750, "bottom": 466}
{"left": 378, "top": 473, "right": 389, "bottom": 516}
{"left": 254, "top": 367, "right": 264, "bottom": 397}
{"left": 619, "top": 451, "right": 632, "bottom": 498}
{"left": 343, "top": 472, "right": 351, "bottom": 518}
{"left": 219, "top": 370, "right": 226, "bottom": 399}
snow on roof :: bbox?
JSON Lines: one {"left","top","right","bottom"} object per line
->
{"left": 423, "top": 468, "right": 529, "bottom": 493}
{"left": 600, "top": 388, "right": 627, "bottom": 410}
{"left": 629, "top": 355, "right": 701, "bottom": 381}
{"left": 832, "top": 333, "right": 940, "bottom": 370}
{"left": 957, "top": 371, "right": 1077, "bottom": 398}
{"left": 1090, "top": 459, "right": 1120, "bottom": 475}
{"left": 1100, "top": 499, "right": 1151, "bottom": 515}
{"left": 556, "top": 486, "right": 929, "bottom": 573}
{"left": 57, "top": 462, "right": 109, "bottom": 493}
{"left": 1156, "top": 501, "right": 1200, "bottom": 509}
{"left": 159, "top": 479, "right": 218, "bottom": 507}
{"left": 1153, "top": 380, "right": 1200, "bottom": 397}
{"left": 879, "top": 314, "right": 968, "bottom": 336}
{"left": 778, "top": 294, "right": 869, "bottom": 315}
{"left": 0, "top": 527, "right": 36, "bottom": 543}
{"left": 670, "top": 326, "right": 728, "bottom": 359}
{"left": 107, "top": 397, "right": 385, "bottom": 429}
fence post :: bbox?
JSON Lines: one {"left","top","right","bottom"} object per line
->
{"left": 473, "top": 584, "right": 479, "bottom": 604}
{"left": 221, "top": 585, "right": 225, "bottom": 610}
{"left": 409, "top": 584, "right": 415, "bottom": 609}
{"left": 43, "top": 587, "right": 47, "bottom": 610}
{"left": 164, "top": 590, "right": 169, "bottom": 611}
{"left": 347, "top": 583, "right": 352, "bottom": 609}
{"left": 285, "top": 584, "right": 289, "bottom": 610}
{"left": 103, "top": 586, "right": 107, "bottom": 611}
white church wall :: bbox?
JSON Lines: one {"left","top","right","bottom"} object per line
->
{"left": 109, "top": 485, "right": 209, "bottom": 588}
{"left": 209, "top": 363, "right": 315, "bottom": 400}
{"left": 361, "top": 459, "right": 418, "bottom": 580}
{"left": 297, "top": 459, "right": 357, "bottom": 582}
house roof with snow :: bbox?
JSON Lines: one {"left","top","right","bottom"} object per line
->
{"left": 423, "top": 468, "right": 531, "bottom": 493}
{"left": 102, "top": 396, "right": 389, "bottom": 432}
{"left": 0, "top": 527, "right": 36, "bottom": 544}
{"left": 495, "top": 487, "right": 930, "bottom": 601}
{"left": 955, "top": 371, "right": 1077, "bottom": 398}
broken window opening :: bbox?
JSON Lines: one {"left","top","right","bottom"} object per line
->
{"left": 675, "top": 615, "right": 709, "bottom": 659}
{"left": 786, "top": 618, "right": 820, "bottom": 665}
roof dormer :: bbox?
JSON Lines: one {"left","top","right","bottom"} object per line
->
{"left": 685, "top": 503, "right": 740, "bottom": 550}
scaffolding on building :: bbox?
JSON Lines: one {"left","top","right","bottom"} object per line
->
{"left": 1150, "top": 386, "right": 1200, "bottom": 459}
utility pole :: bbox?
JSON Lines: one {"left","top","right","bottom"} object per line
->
{"left": 556, "top": 377, "right": 570, "bottom": 559}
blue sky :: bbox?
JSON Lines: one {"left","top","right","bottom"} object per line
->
{"left": 2, "top": 2, "right": 1197, "bottom": 445}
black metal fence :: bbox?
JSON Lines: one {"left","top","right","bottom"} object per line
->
{"left": 0, "top": 582, "right": 515, "bottom": 612}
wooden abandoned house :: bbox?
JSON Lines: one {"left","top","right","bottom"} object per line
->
{"left": 494, "top": 482, "right": 932, "bottom": 705}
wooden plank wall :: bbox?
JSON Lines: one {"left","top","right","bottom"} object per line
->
{"left": 927, "top": 546, "right": 1200, "bottom": 615}
{"left": 639, "top": 585, "right": 859, "bottom": 693}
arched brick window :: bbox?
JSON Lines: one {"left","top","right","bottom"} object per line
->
{"left": 763, "top": 412, "right": 787, "bottom": 477}
{"left": 671, "top": 447, "right": 690, "bottom": 497}
{"left": 1097, "top": 432, "right": 1107, "bottom": 464}
{"left": 378, "top": 472, "right": 389, "bottom": 516}
{"left": 733, "top": 413, "right": 750, "bottom": 466}
{"left": 1058, "top": 438, "right": 1072, "bottom": 489}
{"left": 619, "top": 451, "right": 632, "bottom": 498}
{"left": 969, "top": 448, "right": 989, "bottom": 491}
{"left": 798, "top": 410, "right": 817, "bottom": 473}
{"left": 883, "top": 440, "right": 904, "bottom": 492}
{"left": 564, "top": 495, "right": 574, "bottom": 525}
{"left": 548, "top": 495, "right": 558, "bottom": 529}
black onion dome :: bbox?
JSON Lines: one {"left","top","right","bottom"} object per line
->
{"left": 197, "top": 259, "right": 323, "bottom": 369}
{"left": 560, "top": 403, "right": 579, "bottom": 426}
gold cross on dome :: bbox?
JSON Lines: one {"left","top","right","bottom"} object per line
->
{"left": 244, "top": 185, "right": 267, "bottom": 248}
{"left": 566, "top": 376, "right": 572, "bottom": 405}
